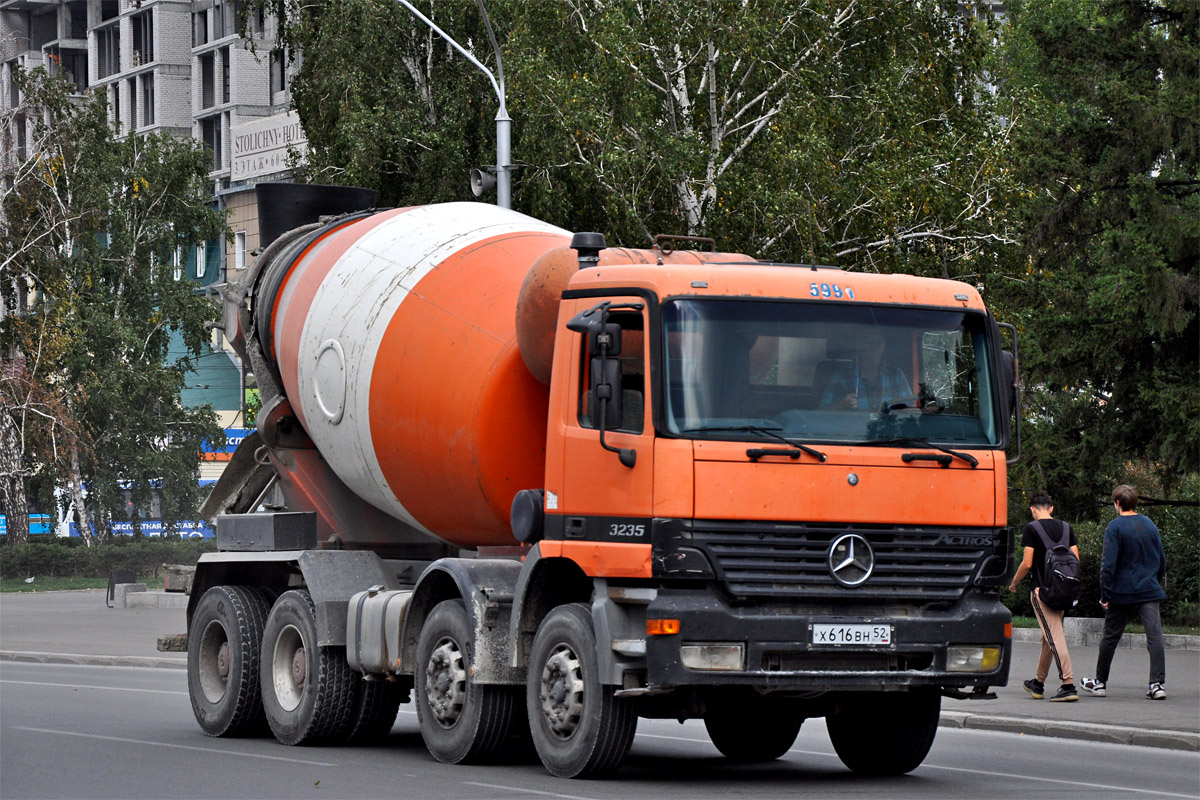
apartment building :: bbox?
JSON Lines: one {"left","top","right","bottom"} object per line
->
{"left": 2, "top": 0, "right": 302, "bottom": 269}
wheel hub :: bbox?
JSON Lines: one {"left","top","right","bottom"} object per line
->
{"left": 216, "top": 641, "right": 230, "bottom": 680}
{"left": 424, "top": 637, "right": 466, "bottom": 728}
{"left": 197, "top": 619, "right": 231, "bottom": 704}
{"left": 538, "top": 644, "right": 584, "bottom": 739}
{"left": 271, "top": 624, "right": 306, "bottom": 713}
{"left": 291, "top": 646, "right": 307, "bottom": 687}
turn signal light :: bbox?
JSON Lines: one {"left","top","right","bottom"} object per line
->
{"left": 646, "top": 618, "right": 680, "bottom": 635}
{"left": 1004, "top": 622, "right": 1013, "bottom": 639}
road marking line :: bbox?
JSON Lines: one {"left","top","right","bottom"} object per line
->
{"left": 637, "top": 732, "right": 1197, "bottom": 798}
{"left": 462, "top": 781, "right": 600, "bottom": 800}
{"left": 917, "top": 761, "right": 1200, "bottom": 798}
{"left": 12, "top": 727, "right": 338, "bottom": 767}
{"left": 1, "top": 679, "right": 187, "bottom": 696}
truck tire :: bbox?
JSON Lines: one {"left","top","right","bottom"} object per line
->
{"left": 415, "top": 599, "right": 520, "bottom": 763}
{"left": 825, "top": 690, "right": 940, "bottom": 775}
{"left": 188, "top": 585, "right": 271, "bottom": 737}
{"left": 344, "top": 676, "right": 406, "bottom": 743}
{"left": 260, "top": 590, "right": 357, "bottom": 745}
{"left": 704, "top": 711, "right": 801, "bottom": 762}
{"left": 527, "top": 603, "right": 637, "bottom": 778}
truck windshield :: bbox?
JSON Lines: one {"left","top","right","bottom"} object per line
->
{"left": 662, "top": 299, "right": 1000, "bottom": 446}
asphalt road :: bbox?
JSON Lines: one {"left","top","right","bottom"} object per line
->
{"left": 2, "top": 661, "right": 1197, "bottom": 800}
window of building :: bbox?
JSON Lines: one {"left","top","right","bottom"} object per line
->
{"left": 141, "top": 74, "right": 154, "bottom": 127}
{"left": 195, "top": 242, "right": 207, "bottom": 278}
{"left": 200, "top": 116, "right": 222, "bottom": 170}
{"left": 270, "top": 47, "right": 287, "bottom": 96}
{"left": 200, "top": 51, "right": 215, "bottom": 108}
{"left": 132, "top": 12, "right": 154, "bottom": 66}
{"left": 110, "top": 81, "right": 120, "bottom": 127}
{"left": 100, "top": 0, "right": 118, "bottom": 21}
{"left": 193, "top": 12, "right": 208, "bottom": 47}
{"left": 62, "top": 50, "right": 87, "bottom": 93}
{"left": 235, "top": 231, "right": 247, "bottom": 270}
{"left": 172, "top": 246, "right": 183, "bottom": 281}
{"left": 221, "top": 46, "right": 230, "bottom": 104}
{"left": 96, "top": 23, "right": 119, "bottom": 79}
{"left": 213, "top": 2, "right": 226, "bottom": 39}
{"left": 15, "top": 114, "right": 27, "bottom": 162}
{"left": 69, "top": 5, "right": 87, "bottom": 39}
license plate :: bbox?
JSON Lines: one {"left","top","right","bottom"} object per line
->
{"left": 812, "top": 624, "right": 892, "bottom": 646}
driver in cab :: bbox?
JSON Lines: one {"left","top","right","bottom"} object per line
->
{"left": 819, "top": 327, "right": 911, "bottom": 411}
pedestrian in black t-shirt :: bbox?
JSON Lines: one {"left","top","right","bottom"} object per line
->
{"left": 1008, "top": 491, "right": 1079, "bottom": 702}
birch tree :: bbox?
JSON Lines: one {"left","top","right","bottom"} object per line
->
{"left": 508, "top": 0, "right": 1018, "bottom": 275}
{"left": 0, "top": 69, "right": 226, "bottom": 544}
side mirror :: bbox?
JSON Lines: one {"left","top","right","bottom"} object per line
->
{"left": 1000, "top": 350, "right": 1017, "bottom": 413}
{"left": 997, "top": 322, "right": 1021, "bottom": 466}
{"left": 590, "top": 357, "right": 623, "bottom": 429}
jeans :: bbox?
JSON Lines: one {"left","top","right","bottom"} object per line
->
{"left": 1095, "top": 600, "right": 1166, "bottom": 685}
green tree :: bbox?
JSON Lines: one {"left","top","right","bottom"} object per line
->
{"left": 993, "top": 0, "right": 1198, "bottom": 516}
{"left": 0, "top": 69, "right": 227, "bottom": 545}
{"left": 509, "top": 0, "right": 1017, "bottom": 274}
{"left": 264, "top": 0, "right": 1017, "bottom": 275}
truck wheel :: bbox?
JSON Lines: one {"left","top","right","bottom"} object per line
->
{"left": 415, "top": 599, "right": 519, "bottom": 763}
{"left": 826, "top": 690, "right": 940, "bottom": 775}
{"left": 704, "top": 711, "right": 801, "bottom": 762}
{"left": 188, "top": 585, "right": 271, "bottom": 737}
{"left": 527, "top": 603, "right": 637, "bottom": 778}
{"left": 344, "top": 676, "right": 406, "bottom": 743}
{"left": 260, "top": 590, "right": 357, "bottom": 745}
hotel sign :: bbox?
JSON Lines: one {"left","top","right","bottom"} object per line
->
{"left": 231, "top": 111, "right": 308, "bottom": 181}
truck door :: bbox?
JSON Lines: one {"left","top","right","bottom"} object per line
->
{"left": 552, "top": 298, "right": 655, "bottom": 556}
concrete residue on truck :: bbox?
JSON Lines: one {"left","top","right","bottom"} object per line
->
{"left": 188, "top": 184, "right": 1018, "bottom": 778}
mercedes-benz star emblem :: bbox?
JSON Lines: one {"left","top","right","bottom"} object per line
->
{"left": 828, "top": 533, "right": 875, "bottom": 587}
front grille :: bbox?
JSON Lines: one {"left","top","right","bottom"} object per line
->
{"left": 689, "top": 520, "right": 993, "bottom": 603}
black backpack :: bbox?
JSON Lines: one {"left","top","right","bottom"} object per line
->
{"left": 1030, "top": 520, "right": 1082, "bottom": 611}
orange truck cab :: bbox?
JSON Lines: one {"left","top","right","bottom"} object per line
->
{"left": 523, "top": 242, "right": 1014, "bottom": 707}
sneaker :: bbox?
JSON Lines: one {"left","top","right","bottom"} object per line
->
{"left": 1050, "top": 684, "right": 1079, "bottom": 702}
{"left": 1147, "top": 682, "right": 1166, "bottom": 700}
{"left": 1023, "top": 678, "right": 1045, "bottom": 699}
{"left": 1080, "top": 677, "right": 1106, "bottom": 697}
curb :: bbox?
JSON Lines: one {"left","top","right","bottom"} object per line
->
{"left": 939, "top": 710, "right": 1200, "bottom": 752}
{"left": 1011, "top": 626, "right": 1199, "bottom": 651}
{"left": 2, "top": 650, "right": 1195, "bottom": 752}
{"left": 0, "top": 650, "right": 186, "bottom": 670}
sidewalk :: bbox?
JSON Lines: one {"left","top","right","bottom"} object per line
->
{"left": 1, "top": 591, "right": 1197, "bottom": 751}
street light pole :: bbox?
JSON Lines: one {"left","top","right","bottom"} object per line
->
{"left": 392, "top": 0, "right": 511, "bottom": 208}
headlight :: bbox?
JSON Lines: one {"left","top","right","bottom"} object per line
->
{"left": 947, "top": 645, "right": 1002, "bottom": 672}
{"left": 680, "top": 643, "right": 745, "bottom": 671}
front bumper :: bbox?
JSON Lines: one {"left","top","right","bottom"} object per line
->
{"left": 643, "top": 587, "right": 1011, "bottom": 692}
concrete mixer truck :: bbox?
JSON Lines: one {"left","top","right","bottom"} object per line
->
{"left": 186, "top": 183, "right": 1019, "bottom": 778}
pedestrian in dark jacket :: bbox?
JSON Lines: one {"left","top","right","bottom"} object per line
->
{"left": 1080, "top": 485, "right": 1168, "bottom": 700}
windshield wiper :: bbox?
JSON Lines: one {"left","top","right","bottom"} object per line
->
{"left": 856, "top": 436, "right": 978, "bottom": 468}
{"left": 681, "top": 425, "right": 828, "bottom": 463}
